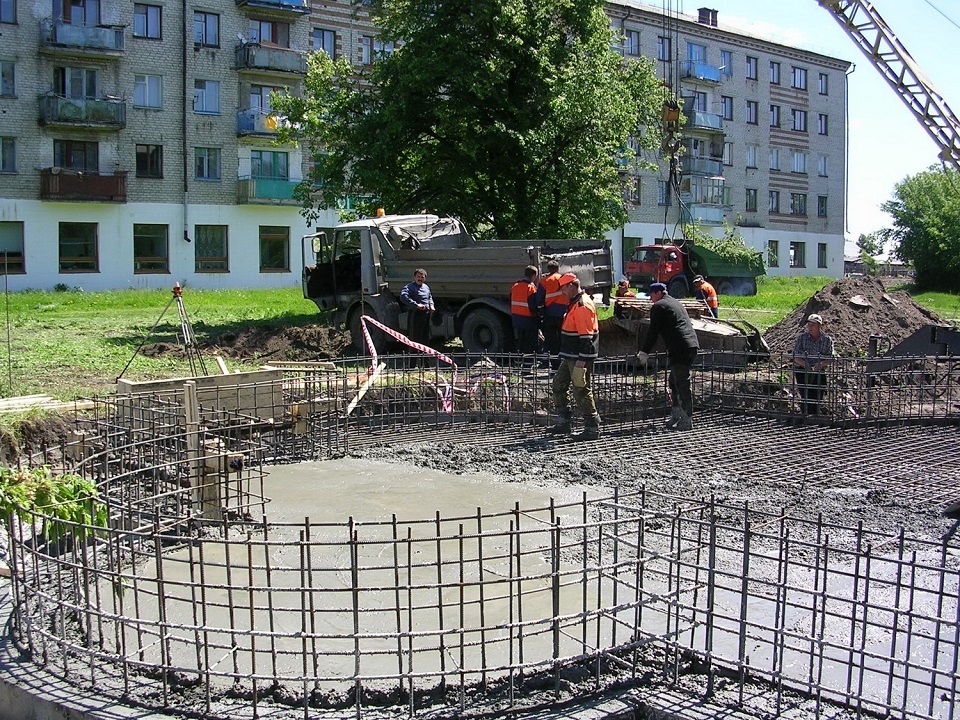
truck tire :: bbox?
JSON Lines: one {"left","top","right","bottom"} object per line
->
{"left": 668, "top": 277, "right": 689, "bottom": 299}
{"left": 717, "top": 280, "right": 735, "bottom": 295}
{"left": 349, "top": 304, "right": 388, "bottom": 353}
{"left": 461, "top": 308, "right": 511, "bottom": 354}
{"left": 736, "top": 278, "right": 758, "bottom": 296}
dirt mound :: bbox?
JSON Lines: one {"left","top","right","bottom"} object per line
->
{"left": 763, "top": 276, "right": 945, "bottom": 355}
{"left": 209, "top": 323, "right": 351, "bottom": 361}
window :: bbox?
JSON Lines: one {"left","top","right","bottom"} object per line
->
{"left": 194, "top": 147, "right": 220, "bottom": 180}
{"left": 770, "top": 61, "right": 780, "bottom": 85}
{"left": 722, "top": 186, "right": 731, "bottom": 206}
{"left": 135, "top": 144, "right": 162, "bottom": 178}
{"left": 54, "top": 66, "right": 97, "bottom": 99}
{"left": 374, "top": 38, "right": 394, "bottom": 59}
{"left": 0, "top": 60, "right": 14, "bottom": 96}
{"left": 133, "top": 4, "right": 161, "bottom": 38}
{"left": 250, "top": 83, "right": 282, "bottom": 112}
{"left": 745, "top": 144, "right": 758, "bottom": 168}
{"left": 687, "top": 42, "right": 706, "bottom": 63}
{"left": 623, "top": 176, "right": 640, "bottom": 205}
{"left": 817, "top": 242, "right": 828, "bottom": 268}
{"left": 818, "top": 113, "right": 828, "bottom": 135}
{"left": 720, "top": 49, "right": 732, "bottom": 77}
{"left": 259, "top": 226, "right": 289, "bottom": 272}
{"left": 195, "top": 225, "right": 228, "bottom": 271}
{"left": 249, "top": 18, "right": 289, "bottom": 47}
{"left": 54, "top": 0, "right": 99, "bottom": 25}
{"left": 722, "top": 142, "right": 732, "bottom": 166}
{"left": 360, "top": 35, "right": 373, "bottom": 64}
{"left": 657, "top": 180, "right": 671, "bottom": 206}
{"left": 791, "top": 66, "right": 807, "bottom": 90}
{"left": 691, "top": 91, "right": 707, "bottom": 112}
{"left": 657, "top": 36, "right": 671, "bottom": 62}
{"left": 769, "top": 147, "right": 780, "bottom": 171}
{"left": 193, "top": 79, "right": 219, "bottom": 114}
{"left": 789, "top": 241, "right": 806, "bottom": 268}
{"left": 310, "top": 27, "right": 335, "bottom": 56}
{"left": 818, "top": 155, "right": 828, "bottom": 177}
{"left": 792, "top": 108, "right": 807, "bottom": 132}
{"left": 0, "top": 222, "right": 23, "bottom": 273}
{"left": 133, "top": 73, "right": 161, "bottom": 108}
{"left": 623, "top": 29, "right": 640, "bottom": 56}
{"left": 746, "top": 100, "right": 758, "bottom": 125}
{"left": 769, "top": 104, "right": 780, "bottom": 127}
{"left": 818, "top": 195, "right": 828, "bottom": 218}
{"left": 745, "top": 188, "right": 757, "bottom": 213}
{"left": 767, "top": 239, "right": 779, "bottom": 267}
{"left": 59, "top": 222, "right": 98, "bottom": 272}
{"left": 819, "top": 72, "right": 829, "bottom": 95}
{"left": 721, "top": 95, "right": 733, "bottom": 121}
{"left": 251, "top": 150, "right": 288, "bottom": 179}
{"left": 133, "top": 224, "right": 168, "bottom": 273}
{"left": 768, "top": 190, "right": 780, "bottom": 213}
{"left": 54, "top": 139, "right": 98, "bottom": 171}
{"left": 790, "top": 193, "right": 807, "bottom": 215}
{"left": 792, "top": 151, "right": 807, "bottom": 174}
{"left": 745, "top": 55, "right": 758, "bottom": 80}
{"left": 0, "top": 0, "right": 14, "bottom": 23}
{"left": 193, "top": 11, "right": 218, "bottom": 47}
{"left": 0, "top": 136, "right": 14, "bottom": 173}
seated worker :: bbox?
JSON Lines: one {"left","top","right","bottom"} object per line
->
{"left": 692, "top": 275, "right": 719, "bottom": 318}
{"left": 613, "top": 279, "right": 635, "bottom": 319}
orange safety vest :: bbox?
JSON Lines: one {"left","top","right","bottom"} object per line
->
{"left": 510, "top": 280, "right": 536, "bottom": 317}
{"left": 559, "top": 293, "right": 599, "bottom": 359}
{"left": 541, "top": 272, "right": 569, "bottom": 309}
{"left": 697, "top": 281, "right": 719, "bottom": 310}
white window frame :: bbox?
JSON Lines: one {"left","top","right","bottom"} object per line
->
{"left": 791, "top": 193, "right": 807, "bottom": 216}
{"left": 792, "top": 151, "right": 807, "bottom": 174}
{"left": 819, "top": 72, "right": 829, "bottom": 95}
{"left": 818, "top": 155, "right": 828, "bottom": 177}
{"left": 193, "top": 79, "right": 220, "bottom": 114}
{"left": 657, "top": 35, "right": 671, "bottom": 62}
{"left": 720, "top": 49, "right": 732, "bottom": 77}
{"left": 745, "top": 144, "right": 757, "bottom": 169}
{"left": 310, "top": 27, "right": 335, "bottom": 56}
{"left": 769, "top": 147, "right": 780, "bottom": 171}
{"left": 133, "top": 3, "right": 161, "bottom": 39}
{"left": 623, "top": 29, "right": 640, "bottom": 56}
{"left": 792, "top": 108, "right": 807, "bottom": 132}
{"left": 769, "top": 61, "right": 780, "bottom": 85}
{"left": 818, "top": 113, "right": 829, "bottom": 135}
{"left": 133, "top": 73, "right": 161, "bottom": 108}
{"left": 745, "top": 55, "right": 758, "bottom": 80}
{"left": 194, "top": 147, "right": 221, "bottom": 180}
{"left": 193, "top": 10, "right": 219, "bottom": 47}
{"left": 791, "top": 66, "right": 808, "bottom": 90}
{"left": 769, "top": 190, "right": 780, "bottom": 213}
{"left": 746, "top": 100, "right": 757, "bottom": 124}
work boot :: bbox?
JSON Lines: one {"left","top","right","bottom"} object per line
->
{"left": 573, "top": 425, "right": 600, "bottom": 441}
{"left": 664, "top": 406, "right": 683, "bottom": 429}
{"left": 674, "top": 410, "right": 693, "bottom": 431}
{"left": 546, "top": 420, "right": 571, "bottom": 435}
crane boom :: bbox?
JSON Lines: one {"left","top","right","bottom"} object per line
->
{"left": 818, "top": 0, "right": 960, "bottom": 171}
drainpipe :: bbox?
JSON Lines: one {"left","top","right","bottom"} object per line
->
{"left": 844, "top": 63, "right": 855, "bottom": 241}
{"left": 182, "top": 0, "right": 191, "bottom": 244}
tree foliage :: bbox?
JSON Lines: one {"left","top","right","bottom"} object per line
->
{"left": 684, "top": 222, "right": 765, "bottom": 275}
{"left": 272, "top": 0, "right": 664, "bottom": 239}
{"left": 880, "top": 166, "right": 960, "bottom": 291}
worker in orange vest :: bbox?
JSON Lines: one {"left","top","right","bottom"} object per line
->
{"left": 545, "top": 273, "right": 601, "bottom": 441}
{"left": 693, "top": 275, "right": 719, "bottom": 318}
{"left": 534, "top": 259, "right": 569, "bottom": 361}
{"left": 510, "top": 265, "right": 540, "bottom": 354}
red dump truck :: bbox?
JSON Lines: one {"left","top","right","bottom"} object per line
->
{"left": 625, "top": 242, "right": 764, "bottom": 297}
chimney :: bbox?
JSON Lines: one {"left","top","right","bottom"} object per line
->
{"left": 697, "top": 7, "right": 718, "bottom": 27}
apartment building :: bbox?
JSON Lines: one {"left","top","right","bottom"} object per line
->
{"left": 0, "top": 0, "right": 849, "bottom": 291}
{"left": 608, "top": 3, "right": 851, "bottom": 280}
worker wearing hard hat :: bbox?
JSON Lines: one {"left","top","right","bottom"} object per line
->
{"left": 692, "top": 275, "right": 719, "bottom": 318}
{"left": 534, "top": 259, "right": 569, "bottom": 362}
{"left": 792, "top": 313, "right": 835, "bottom": 416}
{"left": 545, "top": 273, "right": 601, "bottom": 441}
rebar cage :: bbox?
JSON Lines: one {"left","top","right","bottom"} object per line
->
{"left": 5, "top": 351, "right": 960, "bottom": 719}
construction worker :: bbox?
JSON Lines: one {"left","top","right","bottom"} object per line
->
{"left": 692, "top": 275, "right": 719, "bottom": 318}
{"left": 399, "top": 268, "right": 434, "bottom": 345}
{"left": 635, "top": 282, "right": 699, "bottom": 430}
{"left": 614, "top": 279, "right": 636, "bottom": 319}
{"left": 546, "top": 273, "right": 601, "bottom": 441}
{"left": 792, "top": 313, "right": 835, "bottom": 415}
{"left": 534, "top": 259, "right": 569, "bottom": 360}
{"left": 510, "top": 265, "right": 540, "bottom": 354}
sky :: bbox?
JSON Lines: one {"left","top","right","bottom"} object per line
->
{"left": 691, "top": 0, "right": 960, "bottom": 256}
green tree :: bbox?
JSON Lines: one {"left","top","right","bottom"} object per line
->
{"left": 880, "top": 166, "right": 960, "bottom": 291}
{"left": 856, "top": 232, "right": 883, "bottom": 276}
{"left": 272, "top": 0, "right": 664, "bottom": 239}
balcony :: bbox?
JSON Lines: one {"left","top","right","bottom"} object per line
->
{"left": 681, "top": 60, "right": 721, "bottom": 84}
{"left": 681, "top": 203, "right": 728, "bottom": 226}
{"left": 39, "top": 19, "right": 124, "bottom": 58}
{"left": 234, "top": 0, "right": 309, "bottom": 17}
{"left": 236, "top": 44, "right": 307, "bottom": 75}
{"left": 237, "top": 177, "right": 300, "bottom": 205}
{"left": 237, "top": 108, "right": 283, "bottom": 137}
{"left": 681, "top": 156, "right": 723, "bottom": 176}
{"left": 40, "top": 169, "right": 127, "bottom": 202}
{"left": 39, "top": 96, "right": 126, "bottom": 129}
{"left": 684, "top": 110, "right": 723, "bottom": 133}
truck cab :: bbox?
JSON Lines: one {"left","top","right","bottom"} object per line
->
{"left": 626, "top": 244, "right": 690, "bottom": 297}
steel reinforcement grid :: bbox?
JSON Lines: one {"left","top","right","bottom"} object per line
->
{"left": 5, "top": 350, "right": 960, "bottom": 720}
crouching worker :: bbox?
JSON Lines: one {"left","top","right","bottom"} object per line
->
{"left": 546, "top": 273, "right": 601, "bottom": 441}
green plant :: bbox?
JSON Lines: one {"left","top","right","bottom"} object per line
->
{"left": 684, "top": 221, "right": 765, "bottom": 274}
{"left": 0, "top": 465, "right": 107, "bottom": 541}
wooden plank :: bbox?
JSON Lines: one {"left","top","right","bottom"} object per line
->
{"left": 214, "top": 355, "right": 231, "bottom": 375}
{"left": 345, "top": 363, "right": 385, "bottom": 417}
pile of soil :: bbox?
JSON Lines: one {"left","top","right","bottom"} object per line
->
{"left": 763, "top": 276, "right": 946, "bottom": 355}
{"left": 141, "top": 323, "right": 353, "bottom": 363}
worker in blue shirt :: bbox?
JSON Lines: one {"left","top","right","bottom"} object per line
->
{"left": 399, "top": 268, "right": 434, "bottom": 345}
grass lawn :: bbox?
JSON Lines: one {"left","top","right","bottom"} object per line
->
{"left": 0, "top": 277, "right": 954, "bottom": 401}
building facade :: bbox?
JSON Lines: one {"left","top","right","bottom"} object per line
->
{"left": 0, "top": 0, "right": 850, "bottom": 291}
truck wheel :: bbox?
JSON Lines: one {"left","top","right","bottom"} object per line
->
{"left": 349, "top": 304, "right": 388, "bottom": 353}
{"left": 668, "top": 278, "right": 689, "bottom": 299}
{"left": 734, "top": 278, "right": 757, "bottom": 296}
{"left": 717, "top": 280, "right": 735, "bottom": 295}
{"left": 461, "top": 309, "right": 510, "bottom": 354}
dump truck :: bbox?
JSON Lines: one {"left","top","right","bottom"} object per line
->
{"left": 302, "top": 213, "right": 614, "bottom": 353}
{"left": 625, "top": 242, "right": 765, "bottom": 297}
